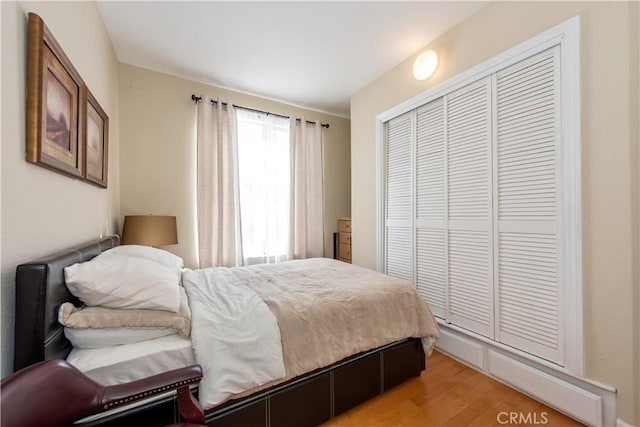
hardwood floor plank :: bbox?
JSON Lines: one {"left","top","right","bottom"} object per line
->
{"left": 323, "top": 351, "right": 583, "bottom": 426}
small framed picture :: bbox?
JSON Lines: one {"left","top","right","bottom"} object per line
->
{"left": 84, "top": 89, "right": 109, "bottom": 188}
{"left": 26, "top": 13, "right": 84, "bottom": 179}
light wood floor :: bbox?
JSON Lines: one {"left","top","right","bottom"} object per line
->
{"left": 323, "top": 351, "right": 583, "bottom": 427}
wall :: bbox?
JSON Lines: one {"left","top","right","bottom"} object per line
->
{"left": 351, "top": 1, "right": 638, "bottom": 424}
{"left": 118, "top": 64, "right": 350, "bottom": 268}
{"left": 632, "top": 3, "right": 640, "bottom": 426}
{"left": 0, "top": 1, "right": 120, "bottom": 376}
{"left": 634, "top": 4, "right": 640, "bottom": 426}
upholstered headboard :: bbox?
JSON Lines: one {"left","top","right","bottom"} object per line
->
{"left": 14, "top": 236, "right": 119, "bottom": 371}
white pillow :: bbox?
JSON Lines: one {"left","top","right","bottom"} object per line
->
{"left": 64, "top": 327, "right": 176, "bottom": 349}
{"left": 64, "top": 253, "right": 181, "bottom": 312}
{"left": 105, "top": 245, "right": 183, "bottom": 271}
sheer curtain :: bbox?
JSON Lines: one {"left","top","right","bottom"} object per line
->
{"left": 236, "top": 109, "right": 291, "bottom": 265}
{"left": 290, "top": 119, "right": 325, "bottom": 259}
{"left": 196, "top": 96, "right": 243, "bottom": 268}
{"left": 197, "top": 100, "right": 325, "bottom": 266}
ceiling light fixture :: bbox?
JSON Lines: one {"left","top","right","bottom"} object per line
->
{"left": 413, "top": 50, "right": 439, "bottom": 81}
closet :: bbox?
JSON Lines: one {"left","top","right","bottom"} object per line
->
{"left": 379, "top": 34, "right": 578, "bottom": 367}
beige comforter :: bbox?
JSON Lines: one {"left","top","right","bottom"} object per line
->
{"left": 228, "top": 258, "right": 439, "bottom": 385}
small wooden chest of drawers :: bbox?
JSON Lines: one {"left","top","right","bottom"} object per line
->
{"left": 338, "top": 218, "right": 351, "bottom": 263}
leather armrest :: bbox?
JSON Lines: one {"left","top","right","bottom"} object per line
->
{"left": 101, "top": 365, "right": 205, "bottom": 423}
{"left": 101, "top": 365, "right": 203, "bottom": 411}
{"left": 0, "top": 360, "right": 205, "bottom": 427}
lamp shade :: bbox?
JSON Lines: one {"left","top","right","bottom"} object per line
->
{"left": 121, "top": 215, "right": 178, "bottom": 247}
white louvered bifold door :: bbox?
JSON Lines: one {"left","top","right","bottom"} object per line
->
{"left": 494, "top": 47, "right": 562, "bottom": 363}
{"left": 384, "top": 112, "right": 414, "bottom": 281}
{"left": 446, "top": 77, "right": 494, "bottom": 338}
{"left": 415, "top": 98, "right": 446, "bottom": 317}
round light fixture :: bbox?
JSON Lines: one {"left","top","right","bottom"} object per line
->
{"left": 413, "top": 50, "right": 439, "bottom": 81}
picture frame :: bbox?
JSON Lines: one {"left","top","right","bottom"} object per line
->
{"left": 84, "top": 88, "right": 109, "bottom": 188}
{"left": 26, "top": 13, "right": 85, "bottom": 179}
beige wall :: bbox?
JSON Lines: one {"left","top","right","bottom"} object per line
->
{"left": 119, "top": 64, "right": 350, "bottom": 268}
{"left": 351, "top": 1, "right": 639, "bottom": 424}
{"left": 634, "top": 4, "right": 640, "bottom": 426}
{"left": 0, "top": 1, "right": 120, "bottom": 376}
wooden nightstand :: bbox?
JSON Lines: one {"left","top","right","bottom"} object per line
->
{"left": 338, "top": 218, "right": 351, "bottom": 263}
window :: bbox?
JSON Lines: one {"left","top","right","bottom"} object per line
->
{"left": 236, "top": 109, "right": 290, "bottom": 265}
{"left": 197, "top": 99, "right": 324, "bottom": 268}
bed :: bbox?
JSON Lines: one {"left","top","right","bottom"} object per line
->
{"left": 14, "top": 236, "right": 438, "bottom": 426}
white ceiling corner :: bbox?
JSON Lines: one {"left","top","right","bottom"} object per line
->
{"left": 98, "top": 1, "right": 487, "bottom": 118}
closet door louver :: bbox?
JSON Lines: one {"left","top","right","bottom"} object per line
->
{"left": 415, "top": 99, "right": 446, "bottom": 317}
{"left": 381, "top": 38, "right": 572, "bottom": 368}
{"left": 446, "top": 78, "right": 494, "bottom": 338}
{"left": 494, "top": 47, "right": 561, "bottom": 363}
{"left": 384, "top": 112, "right": 413, "bottom": 281}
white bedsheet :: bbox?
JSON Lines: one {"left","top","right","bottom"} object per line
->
{"left": 182, "top": 267, "right": 285, "bottom": 409}
{"left": 66, "top": 334, "right": 195, "bottom": 385}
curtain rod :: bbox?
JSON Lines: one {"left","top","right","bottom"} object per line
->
{"left": 191, "top": 95, "right": 329, "bottom": 128}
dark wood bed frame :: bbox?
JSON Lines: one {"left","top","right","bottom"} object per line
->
{"left": 14, "top": 236, "right": 426, "bottom": 426}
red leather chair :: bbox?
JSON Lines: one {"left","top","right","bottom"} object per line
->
{"left": 0, "top": 360, "right": 206, "bottom": 427}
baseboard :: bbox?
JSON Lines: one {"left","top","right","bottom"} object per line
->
{"left": 616, "top": 418, "right": 634, "bottom": 427}
{"left": 435, "top": 325, "right": 617, "bottom": 427}
{"left": 435, "top": 327, "right": 483, "bottom": 369}
{"left": 488, "top": 350, "right": 601, "bottom": 426}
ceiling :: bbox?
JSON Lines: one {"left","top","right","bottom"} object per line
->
{"left": 98, "top": 1, "right": 487, "bottom": 118}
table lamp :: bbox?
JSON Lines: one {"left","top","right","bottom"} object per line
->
{"left": 121, "top": 215, "right": 178, "bottom": 247}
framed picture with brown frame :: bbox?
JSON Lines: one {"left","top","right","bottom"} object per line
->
{"left": 26, "top": 12, "right": 84, "bottom": 179}
{"left": 84, "top": 88, "right": 109, "bottom": 188}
